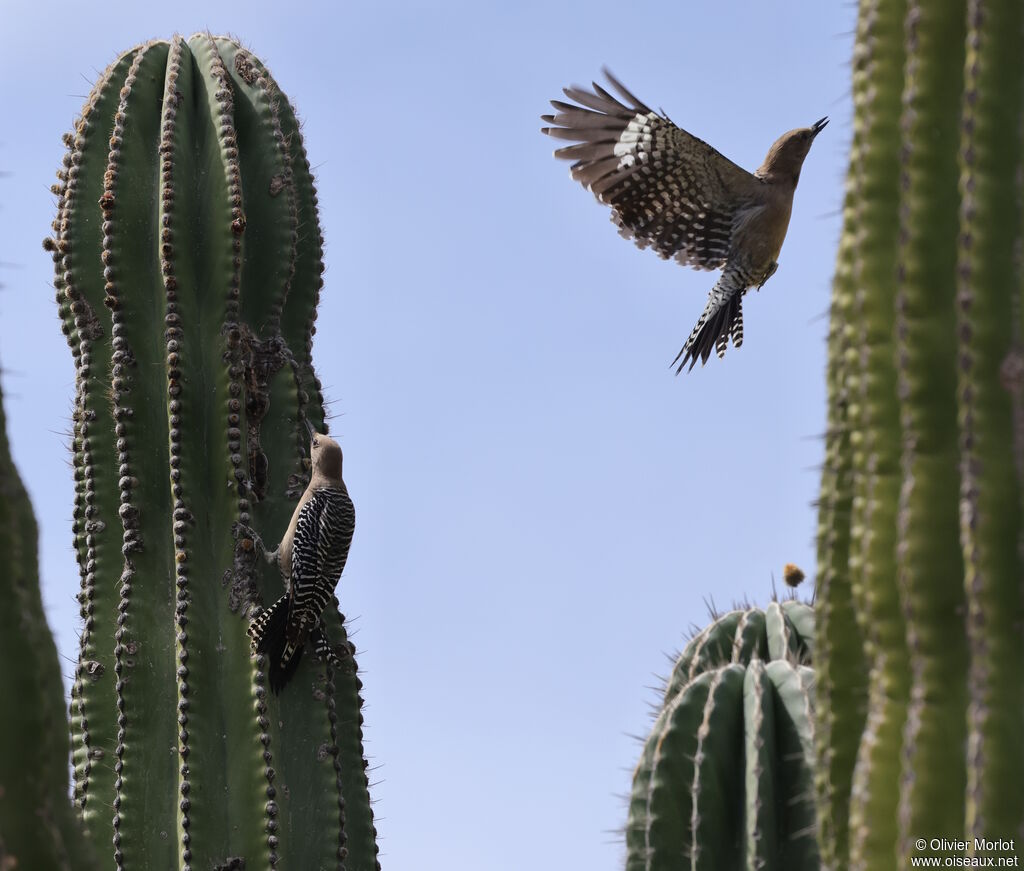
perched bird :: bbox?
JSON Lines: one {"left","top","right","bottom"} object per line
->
{"left": 245, "top": 423, "right": 356, "bottom": 693}
{"left": 542, "top": 70, "right": 827, "bottom": 372}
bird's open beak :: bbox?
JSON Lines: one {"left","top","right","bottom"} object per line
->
{"left": 811, "top": 116, "right": 829, "bottom": 137}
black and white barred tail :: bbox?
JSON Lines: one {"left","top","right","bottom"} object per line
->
{"left": 673, "top": 274, "right": 745, "bottom": 373}
{"left": 248, "top": 594, "right": 305, "bottom": 693}
{"left": 248, "top": 596, "right": 345, "bottom": 693}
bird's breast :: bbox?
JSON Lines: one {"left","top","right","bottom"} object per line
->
{"left": 733, "top": 195, "right": 794, "bottom": 273}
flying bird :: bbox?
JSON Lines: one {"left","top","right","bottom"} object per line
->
{"left": 542, "top": 70, "right": 827, "bottom": 372}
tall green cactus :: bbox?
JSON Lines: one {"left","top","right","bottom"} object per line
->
{"left": 816, "top": 0, "right": 1024, "bottom": 867}
{"left": 625, "top": 600, "right": 818, "bottom": 871}
{"left": 47, "top": 35, "right": 379, "bottom": 870}
{"left": 0, "top": 371, "right": 98, "bottom": 870}
{"left": 957, "top": 0, "right": 1024, "bottom": 843}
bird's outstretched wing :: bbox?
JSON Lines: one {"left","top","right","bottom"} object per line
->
{"left": 542, "top": 70, "right": 761, "bottom": 270}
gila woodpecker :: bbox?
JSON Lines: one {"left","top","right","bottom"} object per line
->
{"left": 245, "top": 423, "right": 355, "bottom": 693}
{"left": 541, "top": 70, "right": 827, "bottom": 372}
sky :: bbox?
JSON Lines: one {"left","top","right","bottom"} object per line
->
{"left": 0, "top": 2, "right": 854, "bottom": 868}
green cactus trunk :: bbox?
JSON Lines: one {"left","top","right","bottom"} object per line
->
{"left": 816, "top": 0, "right": 1024, "bottom": 866}
{"left": 958, "top": 0, "right": 1024, "bottom": 843}
{"left": 0, "top": 373, "right": 98, "bottom": 870}
{"left": 625, "top": 601, "right": 818, "bottom": 871}
{"left": 48, "top": 35, "right": 378, "bottom": 870}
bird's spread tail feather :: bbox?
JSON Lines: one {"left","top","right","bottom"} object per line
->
{"left": 673, "top": 279, "right": 744, "bottom": 373}
{"left": 248, "top": 594, "right": 304, "bottom": 693}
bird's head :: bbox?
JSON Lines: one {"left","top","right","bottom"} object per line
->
{"left": 757, "top": 116, "right": 828, "bottom": 185}
{"left": 306, "top": 420, "right": 343, "bottom": 480}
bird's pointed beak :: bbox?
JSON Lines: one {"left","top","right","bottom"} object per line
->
{"left": 304, "top": 418, "right": 317, "bottom": 439}
{"left": 811, "top": 116, "right": 829, "bottom": 137}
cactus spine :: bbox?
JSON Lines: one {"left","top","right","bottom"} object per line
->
{"left": 625, "top": 601, "right": 818, "bottom": 870}
{"left": 816, "top": 0, "right": 1024, "bottom": 866}
{"left": 49, "top": 35, "right": 378, "bottom": 870}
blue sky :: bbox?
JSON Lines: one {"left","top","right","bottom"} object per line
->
{"left": 0, "top": 1, "right": 854, "bottom": 867}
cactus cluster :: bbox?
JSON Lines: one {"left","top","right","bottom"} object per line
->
{"left": 625, "top": 600, "right": 818, "bottom": 871}
{"left": 44, "top": 34, "right": 378, "bottom": 870}
{"left": 815, "top": 0, "right": 1024, "bottom": 867}
{"left": 5, "top": 6, "right": 1024, "bottom": 870}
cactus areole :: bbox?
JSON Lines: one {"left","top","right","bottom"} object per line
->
{"left": 47, "top": 35, "right": 379, "bottom": 870}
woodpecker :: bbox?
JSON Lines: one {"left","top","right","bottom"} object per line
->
{"left": 245, "top": 423, "right": 355, "bottom": 693}
{"left": 542, "top": 70, "right": 827, "bottom": 372}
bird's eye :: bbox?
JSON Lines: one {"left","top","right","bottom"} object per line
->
{"left": 313, "top": 438, "right": 319, "bottom": 447}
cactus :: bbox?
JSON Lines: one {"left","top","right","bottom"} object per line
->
{"left": 624, "top": 600, "right": 818, "bottom": 871}
{"left": 0, "top": 369, "right": 99, "bottom": 870}
{"left": 46, "top": 35, "right": 379, "bottom": 870}
{"left": 815, "top": 1, "right": 909, "bottom": 867}
{"left": 816, "top": 0, "right": 1024, "bottom": 867}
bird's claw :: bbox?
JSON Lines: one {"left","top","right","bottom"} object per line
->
{"left": 232, "top": 522, "right": 277, "bottom": 564}
{"left": 758, "top": 261, "right": 779, "bottom": 290}
{"left": 232, "top": 521, "right": 259, "bottom": 545}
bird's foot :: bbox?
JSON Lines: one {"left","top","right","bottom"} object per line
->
{"left": 757, "top": 261, "right": 778, "bottom": 289}
{"left": 232, "top": 522, "right": 278, "bottom": 565}
{"left": 311, "top": 627, "right": 348, "bottom": 670}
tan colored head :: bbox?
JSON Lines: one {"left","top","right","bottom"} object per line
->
{"left": 757, "top": 116, "right": 828, "bottom": 185}
{"left": 307, "top": 422, "right": 343, "bottom": 481}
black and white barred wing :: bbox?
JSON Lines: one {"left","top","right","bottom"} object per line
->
{"left": 542, "top": 70, "right": 759, "bottom": 270}
{"left": 287, "top": 486, "right": 356, "bottom": 644}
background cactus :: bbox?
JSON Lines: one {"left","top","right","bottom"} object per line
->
{"left": 624, "top": 600, "right": 818, "bottom": 871}
{"left": 0, "top": 370, "right": 98, "bottom": 871}
{"left": 46, "top": 34, "right": 378, "bottom": 870}
{"left": 815, "top": 0, "right": 1024, "bottom": 867}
